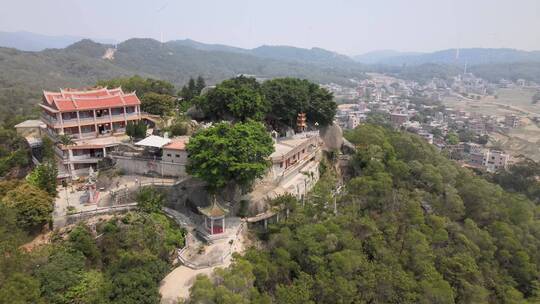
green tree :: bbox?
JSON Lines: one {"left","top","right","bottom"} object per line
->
{"left": 68, "top": 225, "right": 100, "bottom": 262}
{"left": 186, "top": 120, "right": 274, "bottom": 191}
{"left": 1, "top": 183, "right": 54, "bottom": 231}
{"left": 108, "top": 251, "right": 168, "bottom": 304}
{"left": 65, "top": 270, "right": 111, "bottom": 304}
{"left": 136, "top": 187, "right": 164, "bottom": 213}
{"left": 36, "top": 248, "right": 86, "bottom": 304}
{"left": 140, "top": 92, "right": 176, "bottom": 116}
{"left": 445, "top": 132, "right": 459, "bottom": 145}
{"left": 126, "top": 120, "right": 147, "bottom": 139}
{"left": 0, "top": 273, "right": 42, "bottom": 304}
{"left": 196, "top": 76, "right": 269, "bottom": 121}
{"left": 262, "top": 78, "right": 336, "bottom": 129}
{"left": 27, "top": 161, "right": 58, "bottom": 196}
{"left": 57, "top": 134, "right": 75, "bottom": 147}
{"left": 195, "top": 76, "right": 206, "bottom": 93}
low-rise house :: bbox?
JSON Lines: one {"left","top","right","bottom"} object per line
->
{"left": 111, "top": 135, "right": 189, "bottom": 177}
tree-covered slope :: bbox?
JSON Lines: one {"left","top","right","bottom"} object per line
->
{"left": 186, "top": 124, "right": 540, "bottom": 304}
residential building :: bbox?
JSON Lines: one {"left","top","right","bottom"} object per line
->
{"left": 162, "top": 136, "right": 189, "bottom": 164}
{"left": 111, "top": 135, "right": 188, "bottom": 177}
{"left": 485, "top": 150, "right": 510, "bottom": 172}
{"left": 390, "top": 113, "right": 408, "bottom": 127}
{"left": 505, "top": 114, "right": 520, "bottom": 129}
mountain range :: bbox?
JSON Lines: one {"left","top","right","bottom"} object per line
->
{"left": 0, "top": 37, "right": 366, "bottom": 123}
{"left": 1, "top": 31, "right": 540, "bottom": 124}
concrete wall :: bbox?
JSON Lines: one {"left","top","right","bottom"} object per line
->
{"left": 113, "top": 155, "right": 187, "bottom": 177}
{"left": 162, "top": 149, "right": 188, "bottom": 164}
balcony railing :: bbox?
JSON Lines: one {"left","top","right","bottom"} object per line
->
{"left": 80, "top": 132, "right": 96, "bottom": 139}
{"left": 79, "top": 116, "right": 95, "bottom": 122}
{"left": 71, "top": 153, "right": 103, "bottom": 161}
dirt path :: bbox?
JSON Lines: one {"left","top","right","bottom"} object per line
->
{"left": 159, "top": 224, "right": 249, "bottom": 304}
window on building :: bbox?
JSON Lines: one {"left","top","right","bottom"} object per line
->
{"left": 175, "top": 154, "right": 180, "bottom": 158}
{"left": 279, "top": 162, "right": 283, "bottom": 168}
{"left": 167, "top": 154, "right": 171, "bottom": 157}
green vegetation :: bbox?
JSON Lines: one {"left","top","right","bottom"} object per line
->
{"left": 0, "top": 207, "right": 185, "bottom": 303}
{"left": 186, "top": 120, "right": 274, "bottom": 192}
{"left": 195, "top": 76, "right": 269, "bottom": 122}
{"left": 491, "top": 158, "right": 540, "bottom": 203}
{"left": 262, "top": 77, "right": 336, "bottom": 128}
{"left": 126, "top": 120, "right": 147, "bottom": 139}
{"left": 136, "top": 186, "right": 165, "bottom": 213}
{"left": 0, "top": 126, "right": 31, "bottom": 178}
{"left": 1, "top": 183, "right": 53, "bottom": 232}
{"left": 195, "top": 76, "right": 337, "bottom": 130}
{"left": 187, "top": 124, "right": 540, "bottom": 303}
{"left": 179, "top": 76, "right": 206, "bottom": 102}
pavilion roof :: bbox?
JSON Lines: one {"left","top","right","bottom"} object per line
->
{"left": 198, "top": 197, "right": 229, "bottom": 218}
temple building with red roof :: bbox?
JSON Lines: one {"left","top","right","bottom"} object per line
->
{"left": 39, "top": 87, "right": 142, "bottom": 177}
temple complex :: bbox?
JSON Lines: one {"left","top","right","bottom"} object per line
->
{"left": 39, "top": 87, "right": 142, "bottom": 177}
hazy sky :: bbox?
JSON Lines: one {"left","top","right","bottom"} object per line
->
{"left": 1, "top": 0, "right": 539, "bottom": 55}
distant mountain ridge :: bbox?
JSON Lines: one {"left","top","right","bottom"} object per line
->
{"left": 356, "top": 48, "right": 540, "bottom": 66}
{"left": 170, "top": 40, "right": 354, "bottom": 67}
{"left": 0, "top": 31, "right": 117, "bottom": 51}
{"left": 353, "top": 50, "right": 423, "bottom": 64}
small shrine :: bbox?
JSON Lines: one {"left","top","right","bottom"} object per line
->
{"left": 198, "top": 196, "right": 229, "bottom": 236}
{"left": 297, "top": 112, "right": 307, "bottom": 132}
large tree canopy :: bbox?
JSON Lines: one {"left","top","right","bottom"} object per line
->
{"left": 262, "top": 77, "right": 336, "bottom": 128}
{"left": 186, "top": 120, "right": 274, "bottom": 191}
{"left": 195, "top": 75, "right": 269, "bottom": 122}
{"left": 195, "top": 76, "right": 336, "bottom": 129}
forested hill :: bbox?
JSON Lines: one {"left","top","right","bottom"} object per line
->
{"left": 0, "top": 38, "right": 366, "bottom": 124}
{"left": 186, "top": 124, "right": 540, "bottom": 303}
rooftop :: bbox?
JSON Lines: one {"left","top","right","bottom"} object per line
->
{"left": 135, "top": 135, "right": 171, "bottom": 148}
{"left": 163, "top": 136, "right": 189, "bottom": 151}
{"left": 14, "top": 120, "right": 46, "bottom": 128}
{"left": 198, "top": 198, "right": 229, "bottom": 218}
{"left": 42, "top": 87, "right": 141, "bottom": 112}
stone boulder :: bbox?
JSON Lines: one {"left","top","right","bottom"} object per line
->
{"left": 320, "top": 123, "right": 344, "bottom": 151}
{"left": 186, "top": 106, "right": 205, "bottom": 120}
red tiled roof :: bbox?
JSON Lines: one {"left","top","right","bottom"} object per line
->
{"left": 42, "top": 87, "right": 141, "bottom": 112}
{"left": 163, "top": 137, "right": 189, "bottom": 150}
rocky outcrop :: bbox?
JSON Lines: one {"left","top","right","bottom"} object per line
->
{"left": 320, "top": 123, "right": 343, "bottom": 151}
